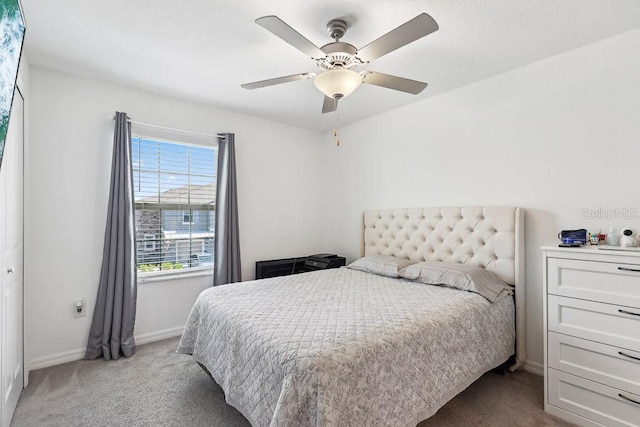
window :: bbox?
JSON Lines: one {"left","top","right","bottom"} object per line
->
{"left": 182, "top": 210, "right": 194, "bottom": 224}
{"left": 132, "top": 133, "right": 217, "bottom": 277}
{"left": 143, "top": 234, "right": 156, "bottom": 251}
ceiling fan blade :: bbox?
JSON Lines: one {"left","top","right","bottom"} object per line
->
{"left": 241, "top": 73, "right": 315, "bottom": 90}
{"left": 322, "top": 96, "right": 338, "bottom": 113}
{"left": 361, "top": 71, "right": 428, "bottom": 94}
{"left": 256, "top": 15, "right": 325, "bottom": 59}
{"left": 357, "top": 13, "right": 439, "bottom": 62}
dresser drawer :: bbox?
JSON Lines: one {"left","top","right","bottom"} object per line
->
{"left": 547, "top": 257, "right": 640, "bottom": 307}
{"left": 548, "top": 295, "right": 640, "bottom": 352}
{"left": 548, "top": 331, "right": 640, "bottom": 395}
{"left": 548, "top": 368, "right": 640, "bottom": 427}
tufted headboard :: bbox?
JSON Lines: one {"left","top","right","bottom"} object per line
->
{"left": 361, "top": 206, "right": 526, "bottom": 370}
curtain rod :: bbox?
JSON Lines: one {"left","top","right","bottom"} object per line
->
{"left": 112, "top": 116, "right": 216, "bottom": 139}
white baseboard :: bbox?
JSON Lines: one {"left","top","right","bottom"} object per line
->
{"left": 27, "top": 326, "right": 185, "bottom": 374}
{"left": 28, "top": 348, "right": 87, "bottom": 372}
{"left": 523, "top": 359, "right": 543, "bottom": 376}
{"left": 135, "top": 326, "right": 184, "bottom": 346}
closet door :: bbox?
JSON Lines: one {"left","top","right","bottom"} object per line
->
{"left": 1, "top": 91, "right": 24, "bottom": 427}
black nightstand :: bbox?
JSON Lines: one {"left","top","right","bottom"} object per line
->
{"left": 255, "top": 257, "right": 308, "bottom": 279}
{"left": 255, "top": 254, "right": 345, "bottom": 279}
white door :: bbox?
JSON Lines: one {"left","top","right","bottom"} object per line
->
{"left": 1, "top": 91, "right": 24, "bottom": 427}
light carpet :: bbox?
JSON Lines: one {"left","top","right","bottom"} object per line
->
{"left": 12, "top": 337, "right": 573, "bottom": 426}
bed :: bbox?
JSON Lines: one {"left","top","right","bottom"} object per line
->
{"left": 178, "top": 206, "right": 526, "bottom": 426}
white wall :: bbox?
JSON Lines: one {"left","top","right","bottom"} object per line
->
{"left": 320, "top": 29, "right": 640, "bottom": 372}
{"left": 25, "top": 67, "right": 324, "bottom": 371}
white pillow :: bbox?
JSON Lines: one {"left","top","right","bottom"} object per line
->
{"left": 398, "top": 261, "right": 513, "bottom": 302}
{"left": 347, "top": 255, "right": 415, "bottom": 278}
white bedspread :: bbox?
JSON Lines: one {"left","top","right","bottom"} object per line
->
{"left": 177, "top": 268, "right": 515, "bottom": 426}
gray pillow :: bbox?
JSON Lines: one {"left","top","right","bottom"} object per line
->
{"left": 347, "top": 255, "right": 415, "bottom": 278}
{"left": 398, "top": 261, "right": 513, "bottom": 302}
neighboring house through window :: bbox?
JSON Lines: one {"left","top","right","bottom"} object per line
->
{"left": 132, "top": 128, "right": 217, "bottom": 277}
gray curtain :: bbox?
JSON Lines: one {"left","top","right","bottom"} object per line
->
{"left": 214, "top": 133, "right": 241, "bottom": 285}
{"left": 86, "top": 111, "right": 137, "bottom": 360}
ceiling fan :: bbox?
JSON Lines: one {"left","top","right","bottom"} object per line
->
{"left": 241, "top": 13, "right": 439, "bottom": 113}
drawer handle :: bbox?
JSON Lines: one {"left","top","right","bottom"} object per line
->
{"left": 619, "top": 309, "right": 640, "bottom": 317}
{"left": 618, "top": 266, "right": 640, "bottom": 273}
{"left": 619, "top": 351, "right": 640, "bottom": 362}
{"left": 618, "top": 393, "right": 640, "bottom": 406}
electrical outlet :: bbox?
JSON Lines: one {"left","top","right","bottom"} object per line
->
{"left": 74, "top": 299, "right": 86, "bottom": 318}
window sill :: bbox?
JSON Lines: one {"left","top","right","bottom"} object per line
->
{"left": 137, "top": 269, "right": 213, "bottom": 284}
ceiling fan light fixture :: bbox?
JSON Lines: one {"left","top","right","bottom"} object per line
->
{"left": 314, "top": 68, "right": 362, "bottom": 99}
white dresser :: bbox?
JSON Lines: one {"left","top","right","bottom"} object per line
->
{"left": 543, "top": 246, "right": 640, "bottom": 426}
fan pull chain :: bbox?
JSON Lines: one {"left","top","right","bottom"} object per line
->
{"left": 333, "top": 110, "right": 340, "bottom": 146}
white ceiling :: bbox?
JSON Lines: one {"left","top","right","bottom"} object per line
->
{"left": 21, "top": 0, "right": 640, "bottom": 132}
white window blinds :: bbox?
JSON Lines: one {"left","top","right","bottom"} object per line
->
{"left": 132, "top": 134, "right": 217, "bottom": 275}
